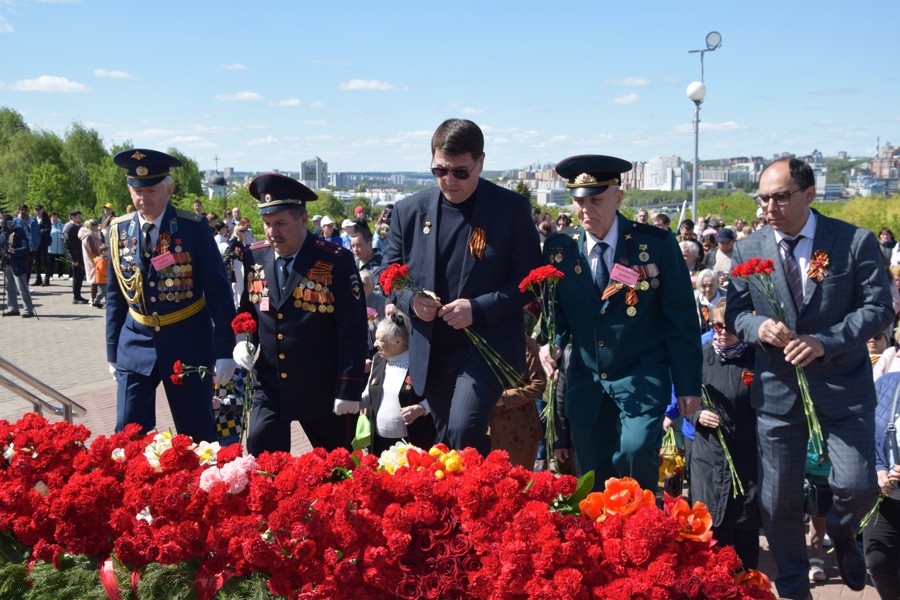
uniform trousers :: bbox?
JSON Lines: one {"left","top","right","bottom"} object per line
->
{"left": 568, "top": 390, "right": 666, "bottom": 492}
{"left": 757, "top": 406, "right": 878, "bottom": 599}
{"left": 115, "top": 365, "right": 217, "bottom": 443}
{"left": 247, "top": 390, "right": 353, "bottom": 455}
{"left": 424, "top": 345, "right": 502, "bottom": 457}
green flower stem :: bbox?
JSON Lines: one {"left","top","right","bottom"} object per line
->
{"left": 701, "top": 386, "right": 745, "bottom": 498}
{"left": 860, "top": 495, "right": 885, "bottom": 531}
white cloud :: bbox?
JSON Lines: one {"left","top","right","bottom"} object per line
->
{"left": 214, "top": 91, "right": 263, "bottom": 101}
{"left": 604, "top": 77, "right": 650, "bottom": 87}
{"left": 270, "top": 98, "right": 300, "bottom": 107}
{"left": 548, "top": 135, "right": 569, "bottom": 143}
{"left": 94, "top": 68, "right": 133, "bottom": 79}
{"left": 609, "top": 93, "right": 641, "bottom": 104}
{"left": 126, "top": 128, "right": 176, "bottom": 138}
{"left": 0, "top": 15, "right": 13, "bottom": 33}
{"left": 310, "top": 101, "right": 326, "bottom": 108}
{"left": 7, "top": 75, "right": 88, "bottom": 93}
{"left": 338, "top": 78, "right": 403, "bottom": 91}
{"left": 248, "top": 136, "right": 278, "bottom": 146}
{"left": 661, "top": 76, "right": 680, "bottom": 85}
{"left": 303, "top": 120, "right": 328, "bottom": 126}
{"left": 462, "top": 107, "right": 484, "bottom": 115}
{"left": 169, "top": 135, "right": 217, "bottom": 148}
{"left": 671, "top": 121, "right": 746, "bottom": 133}
{"left": 220, "top": 63, "right": 248, "bottom": 71}
{"left": 245, "top": 124, "right": 268, "bottom": 130}
{"left": 306, "top": 135, "right": 336, "bottom": 141}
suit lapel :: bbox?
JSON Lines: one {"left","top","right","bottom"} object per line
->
{"left": 574, "top": 228, "right": 603, "bottom": 307}
{"left": 419, "top": 189, "right": 439, "bottom": 292}
{"left": 261, "top": 248, "right": 281, "bottom": 308}
{"left": 800, "top": 211, "right": 836, "bottom": 316}
{"left": 458, "top": 181, "right": 494, "bottom": 297}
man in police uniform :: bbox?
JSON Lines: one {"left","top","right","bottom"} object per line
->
{"left": 232, "top": 174, "right": 368, "bottom": 455}
{"left": 539, "top": 155, "right": 702, "bottom": 490}
{"left": 106, "top": 149, "right": 237, "bottom": 442}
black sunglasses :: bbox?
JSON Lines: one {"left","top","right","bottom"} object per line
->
{"left": 430, "top": 158, "right": 481, "bottom": 181}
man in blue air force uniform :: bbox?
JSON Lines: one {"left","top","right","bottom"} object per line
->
{"left": 106, "top": 149, "right": 237, "bottom": 442}
{"left": 232, "top": 174, "right": 368, "bottom": 454}
{"left": 539, "top": 155, "right": 702, "bottom": 491}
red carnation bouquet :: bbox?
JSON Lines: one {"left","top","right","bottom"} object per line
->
{"left": 380, "top": 263, "right": 524, "bottom": 391}
{"left": 731, "top": 257, "right": 823, "bottom": 453}
{"left": 518, "top": 265, "right": 565, "bottom": 457}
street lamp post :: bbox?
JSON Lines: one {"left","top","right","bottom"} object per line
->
{"left": 687, "top": 81, "right": 706, "bottom": 224}
{"left": 687, "top": 31, "right": 721, "bottom": 221}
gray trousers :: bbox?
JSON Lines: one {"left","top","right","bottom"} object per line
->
{"left": 757, "top": 405, "right": 878, "bottom": 599}
{"left": 5, "top": 264, "right": 34, "bottom": 313}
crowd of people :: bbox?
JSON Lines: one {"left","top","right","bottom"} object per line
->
{"left": 6, "top": 119, "right": 900, "bottom": 599}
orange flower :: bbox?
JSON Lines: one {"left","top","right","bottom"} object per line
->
{"left": 734, "top": 569, "right": 773, "bottom": 592}
{"left": 579, "top": 492, "right": 607, "bottom": 522}
{"left": 600, "top": 477, "right": 655, "bottom": 518}
{"left": 670, "top": 497, "right": 713, "bottom": 542}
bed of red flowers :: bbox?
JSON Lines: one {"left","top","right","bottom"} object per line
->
{"left": 0, "top": 412, "right": 774, "bottom": 600}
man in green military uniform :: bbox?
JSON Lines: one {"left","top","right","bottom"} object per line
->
{"left": 539, "top": 155, "right": 702, "bottom": 491}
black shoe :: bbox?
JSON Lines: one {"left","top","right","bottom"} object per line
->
{"left": 21, "top": 312, "right": 34, "bottom": 318}
{"left": 73, "top": 298, "right": 89, "bottom": 304}
{"left": 2, "top": 309, "right": 20, "bottom": 316}
{"left": 41, "top": 281, "right": 50, "bottom": 287}
{"left": 33, "top": 278, "right": 43, "bottom": 286}
{"left": 93, "top": 303, "right": 104, "bottom": 309}
{"left": 833, "top": 535, "right": 867, "bottom": 591}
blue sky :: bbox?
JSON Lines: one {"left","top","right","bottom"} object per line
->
{"left": 1, "top": 0, "right": 897, "bottom": 174}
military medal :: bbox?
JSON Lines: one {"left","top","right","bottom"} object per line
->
{"left": 639, "top": 280, "right": 649, "bottom": 291}
{"left": 251, "top": 293, "right": 260, "bottom": 303}
{"left": 650, "top": 278, "right": 659, "bottom": 288}
{"left": 574, "top": 261, "right": 582, "bottom": 275}
{"left": 626, "top": 306, "right": 637, "bottom": 317}
{"left": 555, "top": 253, "right": 563, "bottom": 263}
{"left": 423, "top": 221, "right": 432, "bottom": 235}
{"left": 639, "top": 252, "right": 649, "bottom": 262}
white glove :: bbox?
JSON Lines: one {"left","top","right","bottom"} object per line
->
{"left": 214, "top": 358, "right": 238, "bottom": 385}
{"left": 108, "top": 362, "right": 117, "bottom": 381}
{"left": 232, "top": 342, "right": 256, "bottom": 371}
{"left": 333, "top": 399, "right": 360, "bottom": 416}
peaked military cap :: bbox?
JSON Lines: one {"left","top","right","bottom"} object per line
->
{"left": 249, "top": 174, "right": 318, "bottom": 215}
{"left": 113, "top": 149, "right": 183, "bottom": 188}
{"left": 556, "top": 155, "right": 633, "bottom": 197}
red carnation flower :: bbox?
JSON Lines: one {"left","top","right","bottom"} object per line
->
{"left": 518, "top": 265, "right": 565, "bottom": 293}
{"left": 231, "top": 312, "right": 257, "bottom": 335}
{"left": 170, "top": 360, "right": 184, "bottom": 386}
{"left": 379, "top": 263, "right": 409, "bottom": 293}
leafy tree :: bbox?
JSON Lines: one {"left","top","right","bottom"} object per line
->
{"left": 62, "top": 122, "right": 108, "bottom": 213}
{"left": 27, "top": 161, "right": 68, "bottom": 215}
{"left": 514, "top": 181, "right": 531, "bottom": 199}
{"left": 89, "top": 142, "right": 133, "bottom": 216}
{"left": 307, "top": 190, "right": 346, "bottom": 222}
{"left": 0, "top": 128, "right": 65, "bottom": 211}
{"left": 166, "top": 148, "right": 203, "bottom": 201}
{"left": 0, "top": 108, "right": 28, "bottom": 154}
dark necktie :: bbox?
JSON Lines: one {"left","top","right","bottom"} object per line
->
{"left": 594, "top": 242, "right": 610, "bottom": 291}
{"left": 141, "top": 222, "right": 155, "bottom": 257}
{"left": 779, "top": 236, "right": 804, "bottom": 309}
{"left": 279, "top": 255, "right": 293, "bottom": 291}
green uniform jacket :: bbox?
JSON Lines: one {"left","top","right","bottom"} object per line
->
{"left": 544, "top": 212, "right": 702, "bottom": 424}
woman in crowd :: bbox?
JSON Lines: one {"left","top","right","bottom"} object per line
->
{"left": 700, "top": 232, "right": 718, "bottom": 255}
{"left": 870, "top": 328, "right": 893, "bottom": 366}
{"left": 78, "top": 219, "right": 103, "bottom": 308}
{"left": 879, "top": 228, "right": 896, "bottom": 264}
{"left": 694, "top": 269, "right": 723, "bottom": 335}
{"left": 680, "top": 241, "right": 703, "bottom": 277}
{"left": 488, "top": 311, "right": 546, "bottom": 469}
{"left": 360, "top": 311, "right": 436, "bottom": 454}
{"left": 373, "top": 223, "right": 390, "bottom": 252}
{"left": 48, "top": 211, "right": 67, "bottom": 279}
{"left": 865, "top": 371, "right": 900, "bottom": 599}
{"left": 229, "top": 221, "right": 252, "bottom": 307}
{"left": 873, "top": 328, "right": 900, "bottom": 380}
{"left": 689, "top": 298, "right": 760, "bottom": 569}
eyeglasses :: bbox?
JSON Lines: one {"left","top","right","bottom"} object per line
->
{"left": 430, "top": 158, "right": 482, "bottom": 181}
{"left": 712, "top": 322, "right": 728, "bottom": 333}
{"left": 754, "top": 186, "right": 810, "bottom": 208}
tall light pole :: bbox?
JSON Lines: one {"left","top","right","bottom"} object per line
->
{"left": 687, "top": 81, "right": 706, "bottom": 223}
{"left": 687, "top": 31, "right": 721, "bottom": 220}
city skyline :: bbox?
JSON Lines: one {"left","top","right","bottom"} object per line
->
{"left": 1, "top": 1, "right": 897, "bottom": 173}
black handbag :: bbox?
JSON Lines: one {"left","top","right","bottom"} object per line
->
{"left": 803, "top": 476, "right": 833, "bottom": 517}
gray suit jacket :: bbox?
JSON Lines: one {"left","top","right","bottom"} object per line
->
{"left": 381, "top": 179, "right": 542, "bottom": 395}
{"left": 724, "top": 210, "right": 893, "bottom": 417}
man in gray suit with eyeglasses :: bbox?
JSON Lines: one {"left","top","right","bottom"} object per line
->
{"left": 725, "top": 157, "right": 893, "bottom": 599}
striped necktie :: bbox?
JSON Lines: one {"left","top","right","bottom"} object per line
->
{"left": 594, "top": 242, "right": 610, "bottom": 291}
{"left": 779, "top": 236, "right": 804, "bottom": 309}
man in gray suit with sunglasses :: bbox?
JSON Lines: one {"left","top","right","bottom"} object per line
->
{"left": 726, "top": 157, "right": 893, "bottom": 599}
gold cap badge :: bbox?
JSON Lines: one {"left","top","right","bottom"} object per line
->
{"left": 136, "top": 166, "right": 148, "bottom": 176}
{"left": 131, "top": 151, "right": 147, "bottom": 160}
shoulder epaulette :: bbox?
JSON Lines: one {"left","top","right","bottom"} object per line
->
{"left": 249, "top": 240, "right": 270, "bottom": 251}
{"left": 314, "top": 238, "right": 345, "bottom": 256}
{"left": 111, "top": 214, "right": 133, "bottom": 225}
{"left": 544, "top": 230, "right": 576, "bottom": 246}
{"left": 630, "top": 221, "right": 669, "bottom": 240}
{"left": 175, "top": 208, "right": 203, "bottom": 222}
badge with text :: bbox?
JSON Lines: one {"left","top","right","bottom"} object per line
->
{"left": 151, "top": 252, "right": 176, "bottom": 270}
{"left": 260, "top": 297, "right": 270, "bottom": 311}
{"left": 610, "top": 263, "right": 639, "bottom": 288}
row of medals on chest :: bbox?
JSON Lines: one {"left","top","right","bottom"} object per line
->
{"left": 118, "top": 234, "right": 193, "bottom": 303}
{"left": 249, "top": 273, "right": 336, "bottom": 313}
{"left": 550, "top": 246, "right": 659, "bottom": 317}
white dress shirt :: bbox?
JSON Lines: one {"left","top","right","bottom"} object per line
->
{"left": 773, "top": 210, "right": 818, "bottom": 303}
{"left": 582, "top": 217, "right": 619, "bottom": 282}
